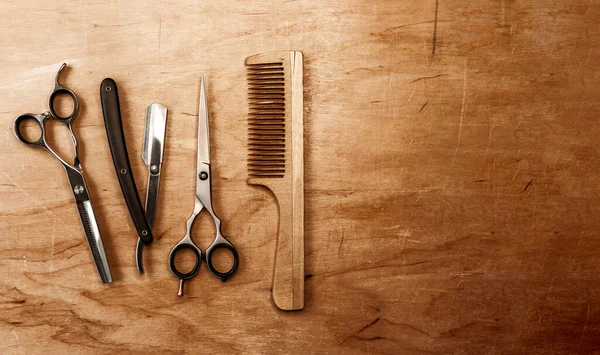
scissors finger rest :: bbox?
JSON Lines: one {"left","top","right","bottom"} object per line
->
{"left": 48, "top": 62, "right": 79, "bottom": 122}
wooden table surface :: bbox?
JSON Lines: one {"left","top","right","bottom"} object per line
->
{"left": 1, "top": 0, "right": 599, "bottom": 354}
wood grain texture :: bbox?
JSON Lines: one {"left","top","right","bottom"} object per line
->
{"left": 1, "top": 0, "right": 599, "bottom": 354}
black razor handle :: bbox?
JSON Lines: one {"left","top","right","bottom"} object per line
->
{"left": 100, "top": 78, "right": 153, "bottom": 245}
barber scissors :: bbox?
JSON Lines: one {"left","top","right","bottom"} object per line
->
{"left": 168, "top": 75, "right": 239, "bottom": 296}
{"left": 13, "top": 63, "right": 112, "bottom": 284}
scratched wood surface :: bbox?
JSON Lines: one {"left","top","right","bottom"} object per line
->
{"left": 1, "top": 0, "right": 599, "bottom": 354}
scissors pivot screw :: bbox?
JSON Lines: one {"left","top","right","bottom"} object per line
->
{"left": 150, "top": 164, "right": 159, "bottom": 174}
{"left": 74, "top": 185, "right": 84, "bottom": 195}
{"left": 199, "top": 171, "right": 208, "bottom": 180}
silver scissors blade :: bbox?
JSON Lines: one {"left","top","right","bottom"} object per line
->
{"left": 198, "top": 75, "right": 210, "bottom": 165}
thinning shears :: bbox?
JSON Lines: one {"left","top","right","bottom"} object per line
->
{"left": 168, "top": 75, "right": 239, "bottom": 296}
{"left": 13, "top": 63, "right": 112, "bottom": 284}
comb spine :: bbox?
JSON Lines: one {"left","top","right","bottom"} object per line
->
{"left": 290, "top": 50, "right": 304, "bottom": 310}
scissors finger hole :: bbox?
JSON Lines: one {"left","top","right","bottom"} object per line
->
{"left": 14, "top": 115, "right": 43, "bottom": 144}
{"left": 49, "top": 89, "right": 78, "bottom": 120}
{"left": 169, "top": 244, "right": 201, "bottom": 280}
{"left": 208, "top": 247, "right": 235, "bottom": 274}
{"left": 206, "top": 243, "right": 239, "bottom": 281}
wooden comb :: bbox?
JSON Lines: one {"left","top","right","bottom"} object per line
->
{"left": 245, "top": 51, "right": 304, "bottom": 311}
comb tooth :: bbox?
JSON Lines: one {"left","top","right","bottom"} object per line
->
{"left": 249, "top": 123, "right": 285, "bottom": 128}
{"left": 249, "top": 81, "right": 285, "bottom": 85}
{"left": 249, "top": 169, "right": 286, "bottom": 174}
{"left": 248, "top": 136, "right": 286, "bottom": 141}
{"left": 249, "top": 162, "right": 285, "bottom": 167}
{"left": 249, "top": 86, "right": 285, "bottom": 90}
{"left": 249, "top": 110, "right": 285, "bottom": 114}
{"left": 250, "top": 175, "right": 285, "bottom": 178}
{"left": 248, "top": 126, "right": 286, "bottom": 132}
{"left": 246, "top": 61, "right": 283, "bottom": 66}
{"left": 250, "top": 108, "right": 285, "bottom": 113}
{"left": 248, "top": 76, "right": 284, "bottom": 81}
{"left": 249, "top": 136, "right": 285, "bottom": 140}
{"left": 250, "top": 99, "right": 285, "bottom": 104}
{"left": 250, "top": 124, "right": 285, "bottom": 128}
{"left": 249, "top": 97, "right": 285, "bottom": 101}
{"left": 248, "top": 70, "right": 284, "bottom": 74}
{"left": 249, "top": 131, "right": 285, "bottom": 136}
{"left": 252, "top": 96, "right": 285, "bottom": 100}
{"left": 248, "top": 80, "right": 285, "bottom": 85}
{"left": 249, "top": 98, "right": 285, "bottom": 102}
{"left": 248, "top": 141, "right": 285, "bottom": 150}
{"left": 249, "top": 120, "right": 285, "bottom": 123}
{"left": 249, "top": 164, "right": 285, "bottom": 169}
{"left": 249, "top": 151, "right": 285, "bottom": 156}
{"left": 249, "top": 92, "right": 285, "bottom": 96}
{"left": 247, "top": 75, "right": 284, "bottom": 80}
{"left": 249, "top": 158, "right": 286, "bottom": 163}
{"left": 250, "top": 103, "right": 285, "bottom": 108}
{"left": 248, "top": 120, "right": 285, "bottom": 124}
{"left": 250, "top": 104, "right": 285, "bottom": 108}
{"left": 249, "top": 147, "right": 286, "bottom": 152}
{"left": 249, "top": 120, "right": 285, "bottom": 124}
{"left": 247, "top": 67, "right": 284, "bottom": 72}
{"left": 248, "top": 140, "right": 285, "bottom": 145}
{"left": 247, "top": 68, "right": 284, "bottom": 72}
{"left": 249, "top": 112, "right": 285, "bottom": 115}
{"left": 250, "top": 130, "right": 285, "bottom": 135}
{"left": 248, "top": 99, "right": 285, "bottom": 104}
{"left": 250, "top": 141, "right": 286, "bottom": 145}
{"left": 247, "top": 64, "right": 284, "bottom": 68}
{"left": 249, "top": 109, "right": 284, "bottom": 112}
{"left": 249, "top": 139, "right": 286, "bottom": 144}
{"left": 248, "top": 161, "right": 286, "bottom": 166}
{"left": 249, "top": 86, "right": 284, "bottom": 89}
{"left": 249, "top": 117, "right": 285, "bottom": 121}
{"left": 249, "top": 159, "right": 285, "bottom": 163}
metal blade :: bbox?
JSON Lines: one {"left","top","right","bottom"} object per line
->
{"left": 198, "top": 75, "right": 210, "bottom": 165}
{"left": 76, "top": 200, "right": 112, "bottom": 284}
{"left": 142, "top": 104, "right": 168, "bottom": 169}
